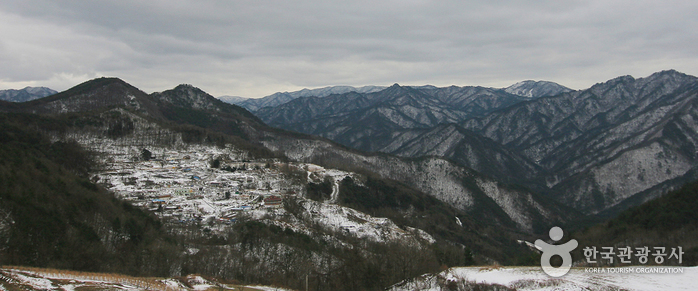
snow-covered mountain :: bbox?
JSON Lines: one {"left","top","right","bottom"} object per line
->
{"left": 231, "top": 85, "right": 386, "bottom": 111}
{"left": 250, "top": 70, "right": 698, "bottom": 215}
{"left": 232, "top": 81, "right": 568, "bottom": 113}
{"left": 254, "top": 84, "right": 526, "bottom": 146}
{"left": 217, "top": 95, "right": 248, "bottom": 104}
{"left": 464, "top": 70, "right": 698, "bottom": 213}
{"left": 378, "top": 123, "right": 542, "bottom": 181}
{"left": 252, "top": 81, "right": 570, "bottom": 147}
{"left": 250, "top": 83, "right": 550, "bottom": 181}
{"left": 0, "top": 86, "right": 57, "bottom": 102}
{"left": 15, "top": 72, "right": 694, "bottom": 218}
{"left": 504, "top": 80, "right": 572, "bottom": 98}
{"left": 0, "top": 77, "right": 571, "bottom": 231}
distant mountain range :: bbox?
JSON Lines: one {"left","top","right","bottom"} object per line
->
{"left": 222, "top": 82, "right": 571, "bottom": 112}
{"left": 8, "top": 72, "right": 693, "bottom": 219}
{"left": 250, "top": 82, "right": 570, "bottom": 180}
{"left": 248, "top": 70, "right": 698, "bottom": 216}
{"left": 0, "top": 77, "right": 575, "bottom": 235}
{"left": 3, "top": 71, "right": 695, "bottom": 230}
{"left": 217, "top": 95, "right": 248, "bottom": 104}
{"left": 0, "top": 86, "right": 57, "bottom": 102}
{"left": 227, "top": 85, "right": 386, "bottom": 111}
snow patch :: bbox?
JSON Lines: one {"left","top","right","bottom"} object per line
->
{"left": 390, "top": 266, "right": 697, "bottom": 291}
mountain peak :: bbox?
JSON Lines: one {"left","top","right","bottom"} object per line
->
{"left": 611, "top": 75, "right": 635, "bottom": 83}
{"left": 151, "top": 84, "right": 222, "bottom": 112}
{"left": 40, "top": 77, "right": 141, "bottom": 101}
{"left": 0, "top": 77, "right": 160, "bottom": 116}
{"left": 168, "top": 84, "right": 210, "bottom": 96}
{"left": 589, "top": 71, "right": 694, "bottom": 92}
{"left": 173, "top": 84, "right": 197, "bottom": 90}
{"left": 386, "top": 83, "right": 413, "bottom": 91}
{"left": 379, "top": 83, "right": 414, "bottom": 96}
{"left": 655, "top": 69, "right": 682, "bottom": 76}
{"left": 79, "top": 77, "right": 130, "bottom": 88}
{"left": 504, "top": 80, "right": 572, "bottom": 98}
{"left": 646, "top": 69, "right": 694, "bottom": 82}
{"left": 46, "top": 77, "right": 138, "bottom": 100}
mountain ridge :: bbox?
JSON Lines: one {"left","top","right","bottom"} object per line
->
{"left": 231, "top": 85, "right": 386, "bottom": 111}
{"left": 249, "top": 69, "right": 698, "bottom": 215}
{"left": 504, "top": 80, "right": 572, "bottom": 98}
{"left": 462, "top": 70, "right": 698, "bottom": 213}
{"left": 226, "top": 81, "right": 569, "bottom": 112}
{"left": 0, "top": 86, "right": 57, "bottom": 102}
{"left": 0, "top": 77, "right": 162, "bottom": 118}
{"left": 0, "top": 77, "right": 573, "bottom": 234}
{"left": 251, "top": 82, "right": 558, "bottom": 182}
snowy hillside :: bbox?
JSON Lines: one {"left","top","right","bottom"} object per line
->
{"left": 218, "top": 95, "right": 249, "bottom": 104}
{"left": 261, "top": 134, "right": 572, "bottom": 233}
{"left": 504, "top": 80, "right": 572, "bottom": 98}
{"left": 0, "top": 266, "right": 291, "bottom": 291}
{"left": 52, "top": 109, "right": 434, "bottom": 247}
{"left": 389, "top": 266, "right": 696, "bottom": 291}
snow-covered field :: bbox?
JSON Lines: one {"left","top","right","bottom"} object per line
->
{"left": 389, "top": 266, "right": 696, "bottom": 291}
{"left": 0, "top": 267, "right": 292, "bottom": 291}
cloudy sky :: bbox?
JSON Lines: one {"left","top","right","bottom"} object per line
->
{"left": 1, "top": 0, "right": 697, "bottom": 98}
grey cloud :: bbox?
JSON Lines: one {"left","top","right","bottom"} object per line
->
{"left": 1, "top": 0, "right": 697, "bottom": 96}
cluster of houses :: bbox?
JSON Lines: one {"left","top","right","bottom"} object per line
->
{"left": 94, "top": 146, "right": 303, "bottom": 226}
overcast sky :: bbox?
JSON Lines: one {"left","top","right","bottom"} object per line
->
{"left": 1, "top": 1, "right": 697, "bottom": 98}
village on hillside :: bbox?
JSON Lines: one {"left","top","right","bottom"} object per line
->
{"left": 83, "top": 139, "right": 434, "bottom": 245}
{"left": 91, "top": 144, "right": 341, "bottom": 227}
